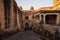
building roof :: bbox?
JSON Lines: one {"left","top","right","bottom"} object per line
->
{"left": 38, "top": 7, "right": 53, "bottom": 10}
{"left": 40, "top": 10, "right": 60, "bottom": 13}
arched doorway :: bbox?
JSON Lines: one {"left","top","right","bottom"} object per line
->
{"left": 41, "top": 15, "right": 43, "bottom": 20}
{"left": 45, "top": 15, "right": 57, "bottom": 24}
{"left": 41, "top": 15, "right": 44, "bottom": 23}
{"left": 24, "top": 23, "right": 29, "bottom": 30}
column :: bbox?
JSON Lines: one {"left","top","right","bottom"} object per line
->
{"left": 39, "top": 14, "right": 41, "bottom": 21}
{"left": 43, "top": 15, "right": 46, "bottom": 24}
{"left": 56, "top": 14, "right": 59, "bottom": 25}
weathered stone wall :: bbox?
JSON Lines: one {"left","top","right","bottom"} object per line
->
{"left": 0, "top": 0, "right": 22, "bottom": 32}
{"left": 0, "top": 0, "right": 5, "bottom": 31}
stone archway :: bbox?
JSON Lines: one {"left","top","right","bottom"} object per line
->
{"left": 45, "top": 15, "right": 57, "bottom": 24}
{"left": 41, "top": 15, "right": 44, "bottom": 23}
{"left": 24, "top": 23, "right": 29, "bottom": 30}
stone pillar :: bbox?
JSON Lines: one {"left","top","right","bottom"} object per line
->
{"left": 56, "top": 13, "right": 60, "bottom": 25}
{"left": 59, "top": 13, "right": 60, "bottom": 25}
{"left": 10, "top": 0, "right": 14, "bottom": 30}
{"left": 17, "top": 12, "right": 21, "bottom": 31}
{"left": 39, "top": 14, "right": 41, "bottom": 21}
{"left": 0, "top": 0, "right": 5, "bottom": 30}
{"left": 44, "top": 15, "right": 46, "bottom": 24}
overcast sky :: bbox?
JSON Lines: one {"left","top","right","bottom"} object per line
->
{"left": 15, "top": 0, "right": 53, "bottom": 10}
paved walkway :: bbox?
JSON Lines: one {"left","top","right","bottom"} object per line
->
{"left": 4, "top": 31, "right": 42, "bottom": 40}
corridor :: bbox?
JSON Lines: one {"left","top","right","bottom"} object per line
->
{"left": 4, "top": 31, "right": 42, "bottom": 40}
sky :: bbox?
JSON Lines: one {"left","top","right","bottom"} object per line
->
{"left": 15, "top": 0, "right": 53, "bottom": 10}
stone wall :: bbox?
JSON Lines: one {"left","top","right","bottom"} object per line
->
{"left": 0, "top": 0, "right": 23, "bottom": 33}
{"left": 0, "top": 0, "right": 5, "bottom": 31}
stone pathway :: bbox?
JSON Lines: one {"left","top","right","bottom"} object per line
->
{"left": 4, "top": 31, "right": 42, "bottom": 40}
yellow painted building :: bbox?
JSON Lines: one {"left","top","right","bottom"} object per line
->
{"left": 38, "top": 0, "right": 60, "bottom": 10}
{"left": 35, "top": 0, "right": 60, "bottom": 25}
{"left": 53, "top": 0, "right": 60, "bottom": 6}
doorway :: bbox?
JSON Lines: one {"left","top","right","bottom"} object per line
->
{"left": 24, "top": 23, "right": 29, "bottom": 31}
{"left": 45, "top": 15, "right": 57, "bottom": 24}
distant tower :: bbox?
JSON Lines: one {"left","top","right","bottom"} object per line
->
{"left": 20, "top": 6, "right": 23, "bottom": 11}
{"left": 53, "top": 0, "right": 60, "bottom": 6}
{"left": 30, "top": 6, "right": 34, "bottom": 10}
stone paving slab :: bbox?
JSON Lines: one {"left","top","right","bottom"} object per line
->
{"left": 4, "top": 31, "right": 42, "bottom": 40}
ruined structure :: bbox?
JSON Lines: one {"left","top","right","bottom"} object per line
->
{"left": 34, "top": 0, "right": 60, "bottom": 25}
{"left": 0, "top": 0, "right": 60, "bottom": 40}
{"left": 0, "top": 0, "right": 23, "bottom": 33}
